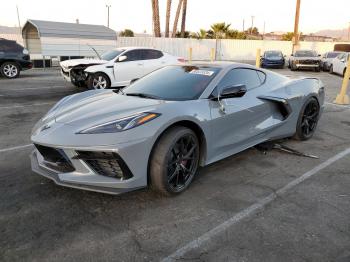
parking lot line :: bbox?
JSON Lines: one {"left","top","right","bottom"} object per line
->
{"left": 161, "top": 147, "right": 350, "bottom": 262}
{"left": 5, "top": 86, "right": 67, "bottom": 91}
{"left": 0, "top": 144, "right": 33, "bottom": 153}
{"left": 0, "top": 102, "right": 55, "bottom": 110}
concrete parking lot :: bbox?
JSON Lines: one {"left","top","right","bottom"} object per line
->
{"left": 0, "top": 67, "right": 349, "bottom": 262}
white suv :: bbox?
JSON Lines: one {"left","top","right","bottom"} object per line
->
{"left": 60, "top": 47, "right": 184, "bottom": 89}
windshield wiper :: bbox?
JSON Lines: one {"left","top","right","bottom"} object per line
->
{"left": 125, "top": 93, "right": 161, "bottom": 99}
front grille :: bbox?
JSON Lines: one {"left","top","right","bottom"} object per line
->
{"left": 300, "top": 60, "right": 318, "bottom": 65}
{"left": 75, "top": 151, "right": 133, "bottom": 180}
{"left": 34, "top": 144, "right": 75, "bottom": 173}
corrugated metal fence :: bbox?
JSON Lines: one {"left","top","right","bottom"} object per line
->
{"left": 117, "top": 37, "right": 345, "bottom": 61}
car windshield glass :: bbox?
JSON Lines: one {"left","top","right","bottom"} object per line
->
{"left": 294, "top": 50, "right": 317, "bottom": 57}
{"left": 265, "top": 51, "right": 282, "bottom": 58}
{"left": 123, "top": 65, "right": 221, "bottom": 101}
{"left": 327, "top": 52, "right": 341, "bottom": 58}
{"left": 101, "top": 49, "right": 125, "bottom": 60}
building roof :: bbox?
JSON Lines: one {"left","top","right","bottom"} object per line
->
{"left": 23, "top": 19, "right": 117, "bottom": 40}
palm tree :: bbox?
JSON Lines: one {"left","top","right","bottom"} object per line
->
{"left": 194, "top": 29, "right": 207, "bottom": 39}
{"left": 151, "top": 0, "right": 161, "bottom": 37}
{"left": 165, "top": 0, "right": 172, "bottom": 37}
{"left": 180, "top": 0, "right": 187, "bottom": 38}
{"left": 172, "top": 0, "right": 183, "bottom": 38}
{"left": 210, "top": 22, "right": 231, "bottom": 39}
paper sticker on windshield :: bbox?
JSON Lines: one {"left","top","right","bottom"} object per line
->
{"left": 189, "top": 69, "right": 214, "bottom": 76}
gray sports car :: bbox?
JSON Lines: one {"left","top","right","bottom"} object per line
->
{"left": 30, "top": 63, "right": 325, "bottom": 195}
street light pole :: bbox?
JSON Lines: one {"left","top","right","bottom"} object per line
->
{"left": 250, "top": 16, "right": 255, "bottom": 34}
{"left": 293, "top": 0, "right": 301, "bottom": 53}
{"left": 16, "top": 5, "right": 21, "bottom": 35}
{"left": 106, "top": 4, "right": 111, "bottom": 28}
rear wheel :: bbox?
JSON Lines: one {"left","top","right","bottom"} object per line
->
{"left": 315, "top": 66, "right": 320, "bottom": 72}
{"left": 293, "top": 97, "right": 320, "bottom": 141}
{"left": 291, "top": 63, "right": 297, "bottom": 71}
{"left": 1, "top": 62, "right": 20, "bottom": 78}
{"left": 88, "top": 73, "right": 111, "bottom": 89}
{"left": 150, "top": 127, "right": 200, "bottom": 196}
{"left": 329, "top": 65, "right": 334, "bottom": 74}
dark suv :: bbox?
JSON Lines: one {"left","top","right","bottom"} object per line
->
{"left": 0, "top": 38, "right": 32, "bottom": 78}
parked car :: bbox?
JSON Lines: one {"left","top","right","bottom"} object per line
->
{"left": 0, "top": 38, "right": 32, "bottom": 79}
{"left": 60, "top": 47, "right": 185, "bottom": 89}
{"left": 330, "top": 52, "right": 349, "bottom": 76}
{"left": 31, "top": 62, "right": 324, "bottom": 196}
{"left": 288, "top": 50, "right": 321, "bottom": 72}
{"left": 260, "top": 50, "right": 285, "bottom": 68}
{"left": 320, "top": 51, "right": 343, "bottom": 71}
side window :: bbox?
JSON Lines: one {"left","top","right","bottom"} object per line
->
{"left": 142, "top": 49, "right": 163, "bottom": 60}
{"left": 124, "top": 50, "right": 143, "bottom": 61}
{"left": 217, "top": 68, "right": 263, "bottom": 90}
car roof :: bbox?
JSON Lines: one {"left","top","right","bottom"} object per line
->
{"left": 114, "top": 46, "right": 160, "bottom": 51}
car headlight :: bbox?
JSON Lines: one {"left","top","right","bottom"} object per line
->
{"left": 78, "top": 112, "right": 161, "bottom": 134}
{"left": 23, "top": 48, "right": 29, "bottom": 55}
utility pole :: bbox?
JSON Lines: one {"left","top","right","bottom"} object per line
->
{"left": 262, "top": 21, "right": 265, "bottom": 40}
{"left": 106, "top": 4, "right": 111, "bottom": 28}
{"left": 16, "top": 5, "right": 21, "bottom": 35}
{"left": 250, "top": 16, "right": 255, "bottom": 34}
{"left": 292, "top": 0, "right": 301, "bottom": 53}
{"left": 242, "top": 19, "right": 245, "bottom": 32}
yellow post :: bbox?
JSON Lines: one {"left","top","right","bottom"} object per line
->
{"left": 256, "top": 48, "right": 261, "bottom": 68}
{"left": 188, "top": 47, "right": 192, "bottom": 63}
{"left": 334, "top": 57, "right": 350, "bottom": 105}
{"left": 210, "top": 48, "right": 215, "bottom": 62}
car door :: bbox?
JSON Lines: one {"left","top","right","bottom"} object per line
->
{"left": 113, "top": 49, "right": 144, "bottom": 86}
{"left": 209, "top": 68, "right": 274, "bottom": 161}
{"left": 141, "top": 49, "right": 165, "bottom": 74}
{"left": 333, "top": 54, "right": 344, "bottom": 74}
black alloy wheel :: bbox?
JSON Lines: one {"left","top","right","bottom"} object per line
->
{"left": 150, "top": 126, "right": 200, "bottom": 195}
{"left": 294, "top": 97, "right": 320, "bottom": 140}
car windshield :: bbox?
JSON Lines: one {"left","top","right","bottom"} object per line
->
{"left": 123, "top": 65, "right": 221, "bottom": 101}
{"left": 101, "top": 49, "right": 125, "bottom": 61}
{"left": 327, "top": 52, "right": 341, "bottom": 58}
{"left": 265, "top": 51, "right": 282, "bottom": 58}
{"left": 294, "top": 50, "right": 317, "bottom": 57}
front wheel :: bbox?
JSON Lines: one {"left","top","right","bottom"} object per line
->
{"left": 1, "top": 62, "right": 20, "bottom": 79}
{"left": 87, "top": 73, "right": 111, "bottom": 89}
{"left": 293, "top": 97, "right": 320, "bottom": 141}
{"left": 150, "top": 127, "right": 200, "bottom": 196}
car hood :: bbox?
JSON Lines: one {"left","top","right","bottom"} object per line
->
{"left": 50, "top": 90, "right": 165, "bottom": 128}
{"left": 265, "top": 56, "right": 283, "bottom": 61}
{"left": 60, "top": 58, "right": 108, "bottom": 68}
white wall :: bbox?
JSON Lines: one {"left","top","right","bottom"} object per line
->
{"left": 117, "top": 37, "right": 348, "bottom": 61}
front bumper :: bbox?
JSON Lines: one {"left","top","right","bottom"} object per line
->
{"left": 296, "top": 64, "right": 319, "bottom": 68}
{"left": 60, "top": 68, "right": 71, "bottom": 82}
{"left": 30, "top": 140, "right": 150, "bottom": 195}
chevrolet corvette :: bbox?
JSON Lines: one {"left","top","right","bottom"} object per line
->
{"left": 31, "top": 63, "right": 325, "bottom": 196}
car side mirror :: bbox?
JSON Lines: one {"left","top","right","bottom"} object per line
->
{"left": 219, "top": 84, "right": 247, "bottom": 99}
{"left": 117, "top": 55, "right": 127, "bottom": 62}
{"left": 341, "top": 59, "right": 345, "bottom": 63}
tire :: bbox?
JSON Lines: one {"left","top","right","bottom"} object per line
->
{"left": 293, "top": 97, "right": 320, "bottom": 141}
{"left": 87, "top": 72, "right": 111, "bottom": 89}
{"left": 343, "top": 68, "right": 347, "bottom": 77}
{"left": 329, "top": 65, "right": 334, "bottom": 74}
{"left": 1, "top": 62, "right": 20, "bottom": 79}
{"left": 150, "top": 126, "right": 200, "bottom": 196}
{"left": 315, "top": 67, "right": 320, "bottom": 72}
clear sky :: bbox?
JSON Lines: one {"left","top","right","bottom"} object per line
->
{"left": 0, "top": 0, "right": 349, "bottom": 34}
